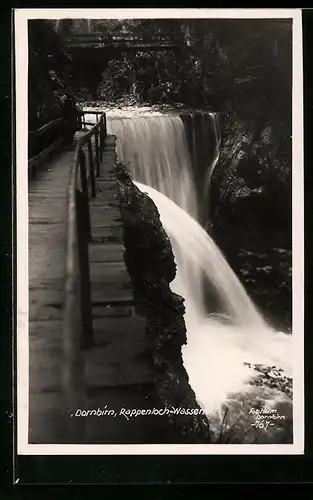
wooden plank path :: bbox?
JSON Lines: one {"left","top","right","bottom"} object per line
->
{"left": 28, "top": 146, "right": 75, "bottom": 443}
{"left": 82, "top": 135, "right": 157, "bottom": 443}
{"left": 28, "top": 133, "right": 168, "bottom": 444}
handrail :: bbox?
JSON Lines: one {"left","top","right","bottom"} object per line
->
{"left": 29, "top": 117, "right": 64, "bottom": 138}
{"left": 28, "top": 137, "right": 64, "bottom": 171}
{"left": 28, "top": 111, "right": 91, "bottom": 178}
{"left": 79, "top": 116, "right": 102, "bottom": 144}
{"left": 28, "top": 117, "right": 66, "bottom": 178}
{"left": 79, "top": 110, "right": 104, "bottom": 115}
{"left": 62, "top": 110, "right": 107, "bottom": 441}
{"left": 77, "top": 110, "right": 105, "bottom": 132}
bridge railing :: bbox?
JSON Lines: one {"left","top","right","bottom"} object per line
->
{"left": 64, "top": 33, "right": 185, "bottom": 44}
{"left": 62, "top": 110, "right": 107, "bottom": 441}
{"left": 64, "top": 34, "right": 185, "bottom": 51}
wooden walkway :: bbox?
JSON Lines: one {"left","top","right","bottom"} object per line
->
{"left": 83, "top": 135, "right": 155, "bottom": 443}
{"left": 28, "top": 145, "right": 75, "bottom": 443}
{"left": 28, "top": 134, "right": 164, "bottom": 444}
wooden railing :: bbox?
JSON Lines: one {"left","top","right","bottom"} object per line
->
{"left": 28, "top": 109, "right": 94, "bottom": 179}
{"left": 62, "top": 110, "right": 107, "bottom": 441}
{"left": 77, "top": 109, "right": 107, "bottom": 131}
{"left": 28, "top": 117, "right": 65, "bottom": 178}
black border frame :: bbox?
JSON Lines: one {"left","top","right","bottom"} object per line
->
{"left": 1, "top": 5, "right": 312, "bottom": 490}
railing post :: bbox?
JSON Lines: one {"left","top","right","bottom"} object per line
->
{"left": 87, "top": 139, "right": 96, "bottom": 198}
{"left": 79, "top": 149, "right": 92, "bottom": 241}
{"left": 77, "top": 111, "right": 82, "bottom": 131}
{"left": 103, "top": 112, "right": 107, "bottom": 137}
{"left": 95, "top": 129, "right": 100, "bottom": 177}
{"left": 99, "top": 118, "right": 104, "bottom": 162}
{"left": 75, "top": 189, "right": 94, "bottom": 349}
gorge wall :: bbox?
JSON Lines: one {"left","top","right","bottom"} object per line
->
{"left": 209, "top": 114, "right": 292, "bottom": 331}
{"left": 177, "top": 109, "right": 292, "bottom": 331}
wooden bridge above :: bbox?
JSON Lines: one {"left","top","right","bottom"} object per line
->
{"left": 28, "top": 111, "right": 165, "bottom": 444}
{"left": 63, "top": 33, "right": 185, "bottom": 52}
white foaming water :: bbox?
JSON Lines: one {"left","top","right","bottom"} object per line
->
{"left": 105, "top": 111, "right": 292, "bottom": 414}
{"left": 135, "top": 183, "right": 292, "bottom": 413}
{"left": 208, "top": 112, "right": 222, "bottom": 188}
{"left": 108, "top": 115, "right": 199, "bottom": 219}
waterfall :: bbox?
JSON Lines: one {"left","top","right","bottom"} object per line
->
{"left": 108, "top": 115, "right": 199, "bottom": 219}
{"left": 135, "top": 182, "right": 264, "bottom": 327}
{"left": 135, "top": 183, "right": 292, "bottom": 413}
{"left": 106, "top": 112, "right": 292, "bottom": 414}
{"left": 207, "top": 112, "right": 222, "bottom": 193}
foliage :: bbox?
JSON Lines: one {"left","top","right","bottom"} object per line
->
{"left": 89, "top": 19, "right": 292, "bottom": 116}
{"left": 28, "top": 20, "right": 76, "bottom": 129}
{"left": 76, "top": 18, "right": 292, "bottom": 191}
{"left": 47, "top": 18, "right": 292, "bottom": 160}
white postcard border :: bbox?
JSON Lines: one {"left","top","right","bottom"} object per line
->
{"left": 15, "top": 8, "right": 304, "bottom": 456}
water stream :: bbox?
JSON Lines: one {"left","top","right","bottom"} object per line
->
{"left": 105, "top": 110, "right": 292, "bottom": 414}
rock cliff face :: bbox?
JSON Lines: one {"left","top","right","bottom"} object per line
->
{"left": 209, "top": 114, "right": 292, "bottom": 331}
{"left": 180, "top": 111, "right": 219, "bottom": 226}
{"left": 116, "top": 163, "right": 211, "bottom": 443}
{"left": 177, "top": 108, "right": 292, "bottom": 330}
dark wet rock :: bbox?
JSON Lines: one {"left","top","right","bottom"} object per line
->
{"left": 116, "top": 162, "right": 211, "bottom": 443}
{"left": 209, "top": 114, "right": 291, "bottom": 330}
{"left": 180, "top": 111, "right": 218, "bottom": 224}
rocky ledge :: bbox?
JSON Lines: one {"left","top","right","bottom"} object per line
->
{"left": 115, "top": 162, "right": 211, "bottom": 443}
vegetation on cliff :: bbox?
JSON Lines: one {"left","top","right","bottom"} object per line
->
{"left": 55, "top": 18, "right": 291, "bottom": 114}
{"left": 28, "top": 20, "right": 77, "bottom": 130}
